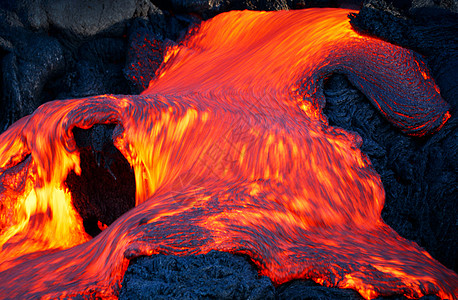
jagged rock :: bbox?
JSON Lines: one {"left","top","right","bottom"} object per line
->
{"left": 346, "top": 2, "right": 458, "bottom": 271}
{"left": 9, "top": 0, "right": 158, "bottom": 37}
{"left": 120, "top": 251, "right": 275, "bottom": 300}
{"left": 277, "top": 280, "right": 364, "bottom": 299}
{"left": 411, "top": 0, "right": 458, "bottom": 12}
{"left": 0, "top": 9, "right": 65, "bottom": 131}
{"left": 323, "top": 73, "right": 457, "bottom": 273}
{"left": 66, "top": 124, "right": 136, "bottom": 237}
{"left": 124, "top": 26, "right": 165, "bottom": 93}
{"left": 349, "top": 0, "right": 458, "bottom": 108}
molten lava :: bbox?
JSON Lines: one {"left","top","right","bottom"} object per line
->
{"left": 0, "top": 8, "right": 456, "bottom": 300}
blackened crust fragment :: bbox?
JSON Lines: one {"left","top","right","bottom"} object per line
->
{"left": 66, "top": 124, "right": 135, "bottom": 237}
{"left": 348, "top": 1, "right": 458, "bottom": 110}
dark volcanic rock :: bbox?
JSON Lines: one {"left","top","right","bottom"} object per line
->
{"left": 349, "top": 0, "right": 458, "bottom": 109}
{"left": 66, "top": 125, "right": 136, "bottom": 237}
{"left": 347, "top": 0, "right": 458, "bottom": 272}
{"left": 323, "top": 73, "right": 458, "bottom": 273}
{"left": 155, "top": 0, "right": 362, "bottom": 19}
{"left": 67, "top": 37, "right": 130, "bottom": 97}
{"left": 120, "top": 251, "right": 442, "bottom": 300}
{"left": 277, "top": 279, "right": 364, "bottom": 299}
{"left": 10, "top": 0, "right": 157, "bottom": 37}
{"left": 0, "top": 9, "right": 65, "bottom": 132}
{"left": 120, "top": 251, "right": 275, "bottom": 300}
{"left": 124, "top": 26, "right": 165, "bottom": 93}
{"left": 123, "top": 10, "right": 196, "bottom": 93}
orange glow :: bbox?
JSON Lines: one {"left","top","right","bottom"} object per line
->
{"left": 0, "top": 8, "right": 456, "bottom": 300}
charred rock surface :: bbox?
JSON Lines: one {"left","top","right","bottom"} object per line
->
{"left": 124, "top": 10, "right": 197, "bottom": 93}
{"left": 349, "top": 0, "right": 458, "bottom": 109}
{"left": 323, "top": 73, "right": 457, "bottom": 273}
{"left": 0, "top": 9, "right": 65, "bottom": 132}
{"left": 120, "top": 251, "right": 275, "bottom": 300}
{"left": 0, "top": 0, "right": 194, "bottom": 130}
{"left": 345, "top": 0, "right": 458, "bottom": 272}
{"left": 120, "top": 251, "right": 441, "bottom": 300}
{"left": 153, "top": 0, "right": 363, "bottom": 19}
{"left": 3, "top": 0, "right": 157, "bottom": 37}
{"left": 276, "top": 279, "right": 440, "bottom": 299}
{"left": 66, "top": 124, "right": 136, "bottom": 237}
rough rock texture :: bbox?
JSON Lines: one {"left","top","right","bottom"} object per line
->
{"left": 123, "top": 10, "right": 196, "bottom": 93}
{"left": 323, "top": 74, "right": 457, "bottom": 273}
{"left": 277, "top": 280, "right": 364, "bottom": 300}
{"left": 349, "top": 0, "right": 458, "bottom": 109}
{"left": 0, "top": 1, "right": 198, "bottom": 131}
{"left": 8, "top": 0, "right": 157, "bottom": 37}
{"left": 124, "top": 27, "right": 165, "bottom": 93}
{"left": 348, "top": 0, "right": 458, "bottom": 272}
{"left": 153, "top": 0, "right": 363, "bottom": 19}
{"left": 66, "top": 124, "right": 136, "bottom": 237}
{"left": 0, "top": 9, "right": 65, "bottom": 132}
{"left": 120, "top": 251, "right": 441, "bottom": 300}
{"left": 276, "top": 279, "right": 441, "bottom": 299}
{"left": 120, "top": 251, "right": 275, "bottom": 300}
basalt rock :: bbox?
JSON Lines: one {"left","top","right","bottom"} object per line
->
{"left": 323, "top": 73, "right": 458, "bottom": 273}
{"left": 123, "top": 12, "right": 196, "bottom": 93}
{"left": 349, "top": 0, "right": 458, "bottom": 109}
{"left": 8, "top": 0, "right": 157, "bottom": 37}
{"left": 66, "top": 124, "right": 136, "bottom": 237}
{"left": 120, "top": 251, "right": 275, "bottom": 300}
{"left": 346, "top": 0, "right": 458, "bottom": 272}
{"left": 0, "top": 9, "right": 65, "bottom": 132}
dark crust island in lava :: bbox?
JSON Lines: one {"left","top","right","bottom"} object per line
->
{"left": 0, "top": 7, "right": 456, "bottom": 300}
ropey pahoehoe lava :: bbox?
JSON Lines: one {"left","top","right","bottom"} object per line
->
{"left": 0, "top": 8, "right": 456, "bottom": 300}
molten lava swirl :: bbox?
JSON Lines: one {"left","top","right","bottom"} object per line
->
{"left": 0, "top": 8, "right": 456, "bottom": 300}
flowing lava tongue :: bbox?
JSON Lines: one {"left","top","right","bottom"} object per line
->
{"left": 0, "top": 8, "right": 456, "bottom": 300}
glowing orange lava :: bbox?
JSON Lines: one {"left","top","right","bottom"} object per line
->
{"left": 0, "top": 8, "right": 456, "bottom": 300}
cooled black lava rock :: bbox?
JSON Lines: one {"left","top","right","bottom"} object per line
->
{"left": 0, "top": 9, "right": 65, "bottom": 132}
{"left": 323, "top": 73, "right": 457, "bottom": 273}
{"left": 346, "top": 0, "right": 458, "bottom": 272}
{"left": 66, "top": 124, "right": 136, "bottom": 237}
{"left": 154, "top": 0, "right": 363, "bottom": 19}
{"left": 120, "top": 251, "right": 441, "bottom": 300}
{"left": 277, "top": 279, "right": 364, "bottom": 299}
{"left": 349, "top": 0, "right": 458, "bottom": 109}
{"left": 124, "top": 26, "right": 165, "bottom": 93}
{"left": 123, "top": 9, "right": 197, "bottom": 93}
{"left": 65, "top": 37, "right": 130, "bottom": 98}
{"left": 5, "top": 0, "right": 157, "bottom": 37}
{"left": 120, "top": 251, "right": 275, "bottom": 300}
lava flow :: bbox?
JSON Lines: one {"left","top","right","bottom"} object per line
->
{"left": 0, "top": 8, "right": 456, "bottom": 300}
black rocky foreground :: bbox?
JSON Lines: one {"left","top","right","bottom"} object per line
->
{"left": 0, "top": 0, "right": 456, "bottom": 299}
{"left": 120, "top": 250, "right": 441, "bottom": 300}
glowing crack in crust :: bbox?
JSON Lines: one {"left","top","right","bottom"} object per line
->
{"left": 0, "top": 8, "right": 456, "bottom": 300}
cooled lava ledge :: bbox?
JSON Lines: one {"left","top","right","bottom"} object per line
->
{"left": 0, "top": 8, "right": 455, "bottom": 300}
